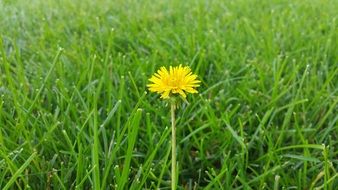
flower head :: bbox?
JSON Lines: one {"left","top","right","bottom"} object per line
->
{"left": 147, "top": 65, "right": 201, "bottom": 99}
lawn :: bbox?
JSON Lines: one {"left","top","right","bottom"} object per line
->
{"left": 0, "top": 0, "right": 337, "bottom": 189}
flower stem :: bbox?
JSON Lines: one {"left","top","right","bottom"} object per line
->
{"left": 171, "top": 102, "right": 177, "bottom": 190}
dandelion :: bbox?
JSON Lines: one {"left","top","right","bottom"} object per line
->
{"left": 147, "top": 65, "right": 200, "bottom": 190}
{"left": 147, "top": 65, "right": 200, "bottom": 99}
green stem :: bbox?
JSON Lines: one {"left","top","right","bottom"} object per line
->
{"left": 171, "top": 102, "right": 177, "bottom": 190}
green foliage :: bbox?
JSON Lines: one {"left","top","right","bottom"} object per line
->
{"left": 0, "top": 0, "right": 337, "bottom": 189}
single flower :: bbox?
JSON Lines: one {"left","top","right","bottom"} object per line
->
{"left": 147, "top": 65, "right": 200, "bottom": 99}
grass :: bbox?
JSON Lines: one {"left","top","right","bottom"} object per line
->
{"left": 0, "top": 0, "right": 337, "bottom": 189}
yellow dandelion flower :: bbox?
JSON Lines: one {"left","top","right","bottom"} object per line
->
{"left": 147, "top": 65, "right": 201, "bottom": 99}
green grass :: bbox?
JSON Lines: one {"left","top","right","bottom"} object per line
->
{"left": 1, "top": 0, "right": 338, "bottom": 189}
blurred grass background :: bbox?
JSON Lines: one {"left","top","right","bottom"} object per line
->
{"left": 0, "top": 0, "right": 337, "bottom": 189}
